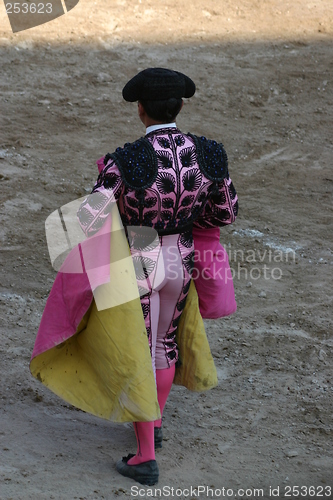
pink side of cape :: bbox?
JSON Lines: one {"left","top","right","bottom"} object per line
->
{"left": 31, "top": 262, "right": 93, "bottom": 359}
{"left": 192, "top": 227, "right": 237, "bottom": 319}
{"left": 31, "top": 160, "right": 111, "bottom": 360}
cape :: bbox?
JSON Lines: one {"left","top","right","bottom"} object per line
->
{"left": 30, "top": 204, "right": 218, "bottom": 423}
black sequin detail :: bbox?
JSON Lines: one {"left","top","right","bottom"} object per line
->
{"left": 162, "top": 197, "right": 174, "bottom": 209}
{"left": 94, "top": 172, "right": 105, "bottom": 189}
{"left": 127, "top": 196, "right": 139, "bottom": 208}
{"left": 166, "top": 219, "right": 176, "bottom": 229}
{"left": 188, "top": 133, "right": 228, "bottom": 182}
{"left": 143, "top": 210, "right": 158, "bottom": 221}
{"left": 156, "top": 151, "right": 173, "bottom": 169}
{"left": 210, "top": 190, "right": 227, "bottom": 205}
{"left": 182, "top": 279, "right": 191, "bottom": 295}
{"left": 161, "top": 210, "right": 173, "bottom": 221}
{"left": 178, "top": 208, "right": 190, "bottom": 220}
{"left": 213, "top": 208, "right": 231, "bottom": 220}
{"left": 181, "top": 195, "right": 195, "bottom": 207}
{"left": 180, "top": 230, "right": 193, "bottom": 249}
{"left": 176, "top": 296, "right": 188, "bottom": 312}
{"left": 141, "top": 303, "right": 150, "bottom": 319}
{"left": 228, "top": 182, "right": 237, "bottom": 200}
{"left": 175, "top": 135, "right": 185, "bottom": 147}
{"left": 133, "top": 256, "right": 156, "bottom": 280}
{"left": 182, "top": 169, "right": 202, "bottom": 192}
{"left": 172, "top": 315, "right": 181, "bottom": 329}
{"left": 198, "top": 192, "right": 206, "bottom": 203}
{"left": 126, "top": 206, "right": 138, "bottom": 219}
{"left": 103, "top": 173, "right": 120, "bottom": 190}
{"left": 154, "top": 220, "right": 165, "bottom": 231}
{"left": 109, "top": 138, "right": 158, "bottom": 190}
{"left": 183, "top": 251, "right": 195, "bottom": 274}
{"left": 157, "top": 137, "right": 171, "bottom": 149}
{"left": 179, "top": 146, "right": 196, "bottom": 168}
{"left": 156, "top": 172, "right": 176, "bottom": 194}
{"left": 144, "top": 197, "right": 158, "bottom": 208}
{"left": 192, "top": 204, "right": 202, "bottom": 217}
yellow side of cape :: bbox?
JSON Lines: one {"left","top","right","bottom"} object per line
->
{"left": 30, "top": 281, "right": 217, "bottom": 422}
{"left": 30, "top": 295, "right": 161, "bottom": 422}
{"left": 174, "top": 280, "right": 218, "bottom": 391}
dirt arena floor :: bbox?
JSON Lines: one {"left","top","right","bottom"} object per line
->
{"left": 1, "top": 1, "right": 333, "bottom": 498}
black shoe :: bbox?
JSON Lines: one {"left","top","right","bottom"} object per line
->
{"left": 154, "top": 427, "right": 163, "bottom": 449}
{"left": 116, "top": 454, "right": 159, "bottom": 486}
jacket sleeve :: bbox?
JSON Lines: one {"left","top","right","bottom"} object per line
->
{"left": 77, "top": 156, "right": 124, "bottom": 237}
{"left": 193, "top": 176, "right": 238, "bottom": 229}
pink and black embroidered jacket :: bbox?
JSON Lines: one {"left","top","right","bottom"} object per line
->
{"left": 78, "top": 127, "right": 238, "bottom": 237}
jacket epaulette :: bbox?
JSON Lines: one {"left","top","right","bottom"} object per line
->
{"left": 105, "top": 137, "right": 158, "bottom": 190}
{"left": 188, "top": 133, "right": 229, "bottom": 182}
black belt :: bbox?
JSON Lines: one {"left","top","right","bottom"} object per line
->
{"left": 157, "top": 222, "right": 193, "bottom": 236}
{"left": 124, "top": 222, "right": 193, "bottom": 238}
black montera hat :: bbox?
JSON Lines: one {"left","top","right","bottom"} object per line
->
{"left": 122, "top": 67, "right": 196, "bottom": 102}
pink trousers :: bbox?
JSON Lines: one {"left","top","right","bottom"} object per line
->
{"left": 141, "top": 233, "right": 186, "bottom": 373}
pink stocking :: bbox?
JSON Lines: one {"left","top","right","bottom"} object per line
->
{"left": 154, "top": 364, "right": 176, "bottom": 428}
{"left": 127, "top": 365, "right": 175, "bottom": 464}
{"left": 127, "top": 421, "right": 155, "bottom": 465}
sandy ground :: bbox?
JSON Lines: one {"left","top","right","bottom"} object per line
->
{"left": 1, "top": 1, "right": 333, "bottom": 499}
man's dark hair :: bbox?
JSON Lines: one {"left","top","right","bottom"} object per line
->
{"left": 140, "top": 98, "right": 183, "bottom": 122}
